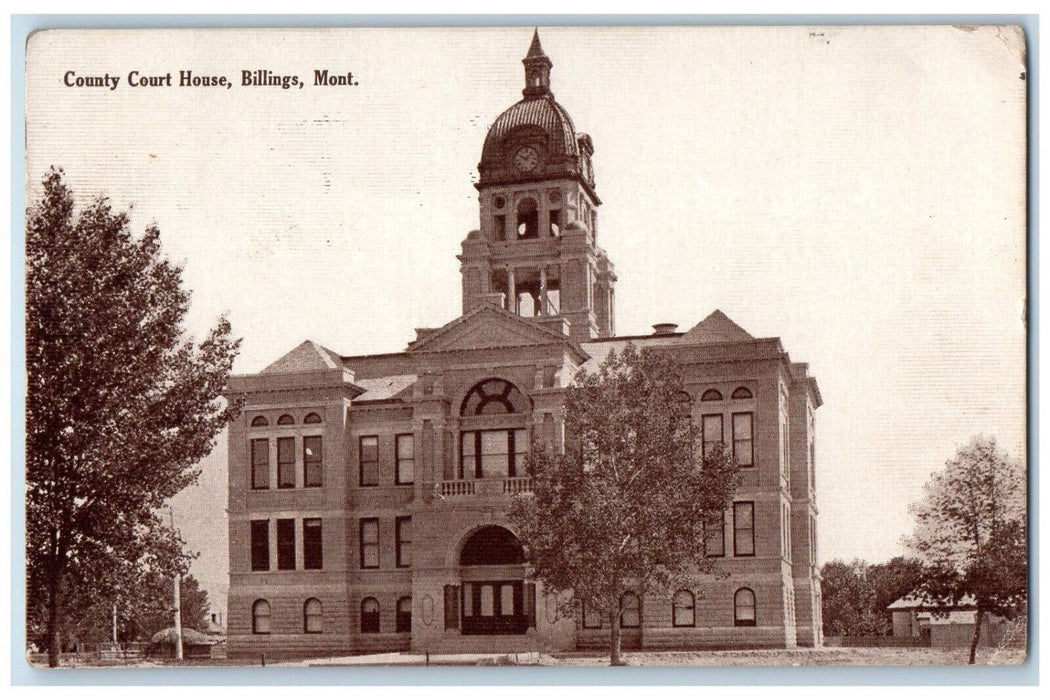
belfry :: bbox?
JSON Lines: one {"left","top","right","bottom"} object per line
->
{"left": 461, "top": 30, "right": 615, "bottom": 343}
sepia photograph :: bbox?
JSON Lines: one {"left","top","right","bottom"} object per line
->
{"left": 20, "top": 23, "right": 1028, "bottom": 674}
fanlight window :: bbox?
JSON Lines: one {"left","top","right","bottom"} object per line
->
{"left": 277, "top": 414, "right": 295, "bottom": 426}
{"left": 361, "top": 598, "right": 380, "bottom": 633}
{"left": 304, "top": 412, "right": 323, "bottom": 424}
{"left": 252, "top": 599, "right": 271, "bottom": 634}
{"left": 701, "top": 389, "right": 723, "bottom": 402}
{"left": 460, "top": 379, "right": 528, "bottom": 416}
{"left": 397, "top": 597, "right": 412, "bottom": 633}
{"left": 304, "top": 598, "right": 323, "bottom": 634}
{"left": 460, "top": 526, "right": 526, "bottom": 566}
{"left": 250, "top": 416, "right": 269, "bottom": 427}
{"left": 731, "top": 387, "right": 753, "bottom": 400}
{"left": 673, "top": 590, "right": 695, "bottom": 627}
{"left": 734, "top": 588, "right": 756, "bottom": 627}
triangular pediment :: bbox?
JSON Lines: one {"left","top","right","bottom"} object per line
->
{"left": 681, "top": 310, "right": 755, "bottom": 345}
{"left": 407, "top": 304, "right": 572, "bottom": 354}
{"left": 261, "top": 340, "right": 343, "bottom": 374}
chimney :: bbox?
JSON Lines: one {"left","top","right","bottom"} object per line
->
{"left": 652, "top": 323, "right": 678, "bottom": 336}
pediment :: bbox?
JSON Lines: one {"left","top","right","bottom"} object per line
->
{"left": 407, "top": 305, "right": 571, "bottom": 354}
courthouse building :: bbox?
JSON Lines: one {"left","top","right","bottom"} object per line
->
{"left": 224, "top": 32, "right": 824, "bottom": 658}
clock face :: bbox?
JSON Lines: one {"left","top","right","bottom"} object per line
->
{"left": 514, "top": 146, "right": 540, "bottom": 172}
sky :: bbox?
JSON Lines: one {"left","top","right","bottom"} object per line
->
{"left": 24, "top": 25, "right": 1028, "bottom": 608}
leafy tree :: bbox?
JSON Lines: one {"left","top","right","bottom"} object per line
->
{"left": 820, "top": 557, "right": 923, "bottom": 637}
{"left": 25, "top": 168, "right": 239, "bottom": 666}
{"left": 509, "top": 343, "right": 739, "bottom": 665}
{"left": 906, "top": 436, "right": 1027, "bottom": 664}
{"left": 819, "top": 560, "right": 882, "bottom": 637}
{"left": 868, "top": 556, "right": 924, "bottom": 628}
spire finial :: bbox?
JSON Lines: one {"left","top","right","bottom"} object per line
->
{"left": 522, "top": 28, "right": 553, "bottom": 99}
{"left": 525, "top": 28, "right": 546, "bottom": 60}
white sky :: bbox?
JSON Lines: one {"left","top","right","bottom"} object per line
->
{"left": 24, "top": 26, "right": 1027, "bottom": 605}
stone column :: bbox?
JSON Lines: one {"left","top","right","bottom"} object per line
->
{"left": 507, "top": 266, "right": 517, "bottom": 314}
{"left": 539, "top": 266, "right": 548, "bottom": 315}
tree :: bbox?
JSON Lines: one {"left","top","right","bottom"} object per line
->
{"left": 819, "top": 560, "right": 882, "bottom": 637}
{"left": 820, "top": 557, "right": 923, "bottom": 637}
{"left": 509, "top": 343, "right": 739, "bottom": 665}
{"left": 867, "top": 556, "right": 924, "bottom": 629}
{"left": 25, "top": 168, "right": 240, "bottom": 666}
{"left": 905, "top": 436, "right": 1027, "bottom": 664}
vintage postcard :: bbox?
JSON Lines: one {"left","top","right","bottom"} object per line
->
{"left": 22, "top": 25, "right": 1028, "bottom": 672}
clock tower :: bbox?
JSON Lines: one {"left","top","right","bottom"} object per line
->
{"left": 459, "top": 30, "right": 616, "bottom": 344}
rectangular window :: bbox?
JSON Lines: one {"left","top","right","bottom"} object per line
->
{"left": 396, "top": 434, "right": 415, "bottom": 485}
{"left": 781, "top": 414, "right": 790, "bottom": 478}
{"left": 251, "top": 439, "right": 269, "bottom": 490}
{"left": 494, "top": 214, "right": 506, "bottom": 240}
{"left": 460, "top": 432, "right": 475, "bottom": 479}
{"left": 250, "top": 519, "right": 269, "bottom": 571}
{"left": 277, "top": 437, "right": 295, "bottom": 489}
{"left": 276, "top": 518, "right": 295, "bottom": 570}
{"left": 359, "top": 518, "right": 379, "bottom": 569}
{"left": 702, "top": 414, "right": 723, "bottom": 458}
{"left": 461, "top": 429, "right": 527, "bottom": 478}
{"left": 359, "top": 436, "right": 379, "bottom": 486}
{"left": 303, "top": 436, "right": 323, "bottom": 487}
{"left": 303, "top": 517, "right": 322, "bottom": 570}
{"left": 479, "top": 584, "right": 495, "bottom": 617}
{"left": 732, "top": 412, "right": 754, "bottom": 467}
{"left": 734, "top": 502, "right": 755, "bottom": 557}
{"left": 704, "top": 510, "right": 726, "bottom": 557}
{"left": 396, "top": 516, "right": 412, "bottom": 568}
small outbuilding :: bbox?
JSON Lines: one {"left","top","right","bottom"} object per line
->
{"left": 887, "top": 595, "right": 1022, "bottom": 649}
{"left": 149, "top": 627, "right": 224, "bottom": 659}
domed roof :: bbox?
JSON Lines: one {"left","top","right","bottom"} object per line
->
{"left": 477, "top": 30, "right": 594, "bottom": 190}
{"left": 481, "top": 94, "right": 579, "bottom": 164}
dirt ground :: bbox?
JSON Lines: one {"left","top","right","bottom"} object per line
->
{"left": 539, "top": 646, "right": 1027, "bottom": 666}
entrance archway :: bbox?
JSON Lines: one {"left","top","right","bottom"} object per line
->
{"left": 458, "top": 526, "right": 530, "bottom": 635}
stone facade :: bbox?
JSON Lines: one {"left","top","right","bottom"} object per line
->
{"left": 224, "top": 31, "right": 823, "bottom": 659}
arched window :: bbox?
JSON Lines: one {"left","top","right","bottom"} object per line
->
{"left": 250, "top": 416, "right": 269, "bottom": 427}
{"left": 460, "top": 379, "right": 527, "bottom": 416}
{"left": 516, "top": 198, "right": 539, "bottom": 239}
{"left": 701, "top": 389, "right": 723, "bottom": 402}
{"left": 734, "top": 588, "right": 756, "bottom": 627}
{"left": 672, "top": 590, "right": 695, "bottom": 627}
{"left": 361, "top": 597, "right": 380, "bottom": 633}
{"left": 303, "top": 412, "right": 323, "bottom": 424}
{"left": 252, "top": 599, "right": 271, "bottom": 634}
{"left": 396, "top": 596, "right": 412, "bottom": 633}
{"left": 277, "top": 414, "right": 295, "bottom": 426}
{"left": 731, "top": 387, "right": 753, "bottom": 400}
{"left": 304, "top": 598, "right": 323, "bottom": 634}
{"left": 459, "top": 380, "right": 530, "bottom": 479}
{"left": 619, "top": 591, "right": 640, "bottom": 629}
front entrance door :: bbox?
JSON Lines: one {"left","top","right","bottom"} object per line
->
{"left": 461, "top": 580, "right": 528, "bottom": 635}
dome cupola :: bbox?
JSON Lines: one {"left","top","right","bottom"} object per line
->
{"left": 477, "top": 30, "right": 596, "bottom": 196}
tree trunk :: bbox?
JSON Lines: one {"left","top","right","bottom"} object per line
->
{"left": 968, "top": 608, "right": 984, "bottom": 665}
{"left": 46, "top": 568, "right": 61, "bottom": 667}
{"left": 609, "top": 611, "right": 624, "bottom": 666}
{"left": 45, "top": 529, "right": 64, "bottom": 668}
